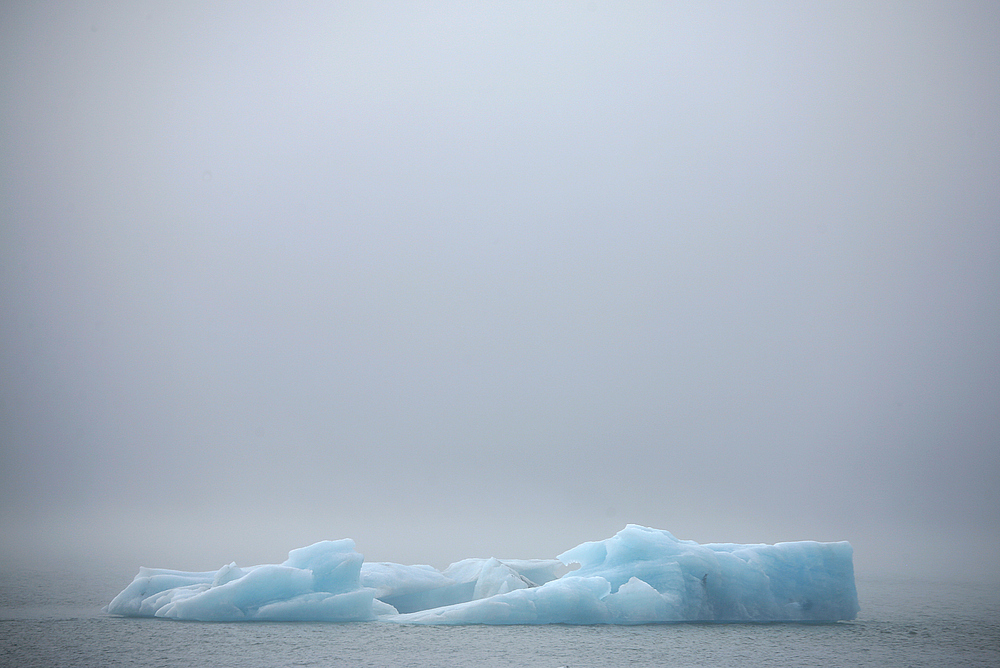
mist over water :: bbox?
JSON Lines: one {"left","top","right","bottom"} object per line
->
{"left": 1, "top": 1, "right": 998, "bottom": 587}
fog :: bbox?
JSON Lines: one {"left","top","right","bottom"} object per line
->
{"left": 2, "top": 2, "right": 998, "bottom": 579}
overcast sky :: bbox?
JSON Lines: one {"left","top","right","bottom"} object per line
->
{"left": 2, "top": 1, "right": 998, "bottom": 579}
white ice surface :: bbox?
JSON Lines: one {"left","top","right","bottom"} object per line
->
{"left": 106, "top": 525, "right": 859, "bottom": 624}
{"left": 106, "top": 538, "right": 379, "bottom": 622}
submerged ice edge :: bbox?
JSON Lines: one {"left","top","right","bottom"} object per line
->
{"left": 106, "top": 525, "right": 859, "bottom": 624}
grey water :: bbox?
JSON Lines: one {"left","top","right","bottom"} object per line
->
{"left": 1, "top": 563, "right": 997, "bottom": 667}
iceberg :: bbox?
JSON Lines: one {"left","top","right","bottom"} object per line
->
{"left": 363, "top": 557, "right": 568, "bottom": 614}
{"left": 106, "top": 525, "right": 859, "bottom": 624}
{"left": 106, "top": 538, "right": 384, "bottom": 621}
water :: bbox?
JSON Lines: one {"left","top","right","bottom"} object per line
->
{"left": 2, "top": 564, "right": 997, "bottom": 667}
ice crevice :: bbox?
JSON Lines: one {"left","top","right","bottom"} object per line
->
{"left": 105, "top": 525, "right": 860, "bottom": 624}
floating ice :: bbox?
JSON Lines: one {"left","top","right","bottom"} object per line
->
{"left": 362, "top": 557, "right": 567, "bottom": 614}
{"left": 106, "top": 525, "right": 859, "bottom": 623}
{"left": 106, "top": 538, "right": 380, "bottom": 621}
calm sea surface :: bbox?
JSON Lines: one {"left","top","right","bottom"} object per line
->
{"left": 1, "top": 563, "right": 997, "bottom": 667}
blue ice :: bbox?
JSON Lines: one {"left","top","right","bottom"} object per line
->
{"left": 105, "top": 525, "right": 859, "bottom": 623}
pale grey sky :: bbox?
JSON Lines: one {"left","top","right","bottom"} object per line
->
{"left": 2, "top": 1, "right": 998, "bottom": 578}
